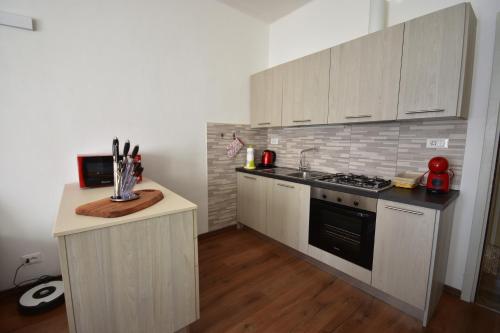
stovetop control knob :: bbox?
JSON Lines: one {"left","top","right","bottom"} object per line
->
{"left": 337, "top": 197, "right": 342, "bottom": 203}
{"left": 353, "top": 201, "right": 359, "bottom": 206}
{"left": 322, "top": 194, "right": 327, "bottom": 199}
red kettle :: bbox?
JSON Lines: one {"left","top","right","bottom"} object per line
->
{"left": 261, "top": 150, "right": 276, "bottom": 167}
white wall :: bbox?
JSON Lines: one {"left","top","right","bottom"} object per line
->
{"left": 269, "top": 0, "right": 500, "bottom": 290}
{"left": 269, "top": 0, "right": 371, "bottom": 66}
{"left": 0, "top": 0, "right": 268, "bottom": 291}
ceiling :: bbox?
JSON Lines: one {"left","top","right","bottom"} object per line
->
{"left": 217, "top": 0, "right": 312, "bottom": 23}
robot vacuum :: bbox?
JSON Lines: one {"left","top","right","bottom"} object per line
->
{"left": 18, "top": 279, "right": 64, "bottom": 314}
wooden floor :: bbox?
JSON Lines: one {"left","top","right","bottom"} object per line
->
{"left": 2, "top": 227, "right": 500, "bottom": 333}
{"left": 0, "top": 290, "right": 68, "bottom": 333}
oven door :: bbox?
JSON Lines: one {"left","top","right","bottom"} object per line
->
{"left": 309, "top": 198, "right": 376, "bottom": 270}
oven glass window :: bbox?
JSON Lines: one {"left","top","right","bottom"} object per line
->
{"left": 309, "top": 198, "right": 376, "bottom": 270}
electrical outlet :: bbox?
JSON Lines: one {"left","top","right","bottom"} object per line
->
{"left": 21, "top": 252, "right": 42, "bottom": 265}
{"left": 426, "top": 138, "right": 449, "bottom": 149}
{"left": 270, "top": 136, "right": 279, "bottom": 145}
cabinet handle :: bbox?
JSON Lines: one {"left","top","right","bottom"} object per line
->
{"left": 258, "top": 122, "right": 271, "bottom": 125}
{"left": 405, "top": 108, "right": 445, "bottom": 114}
{"left": 244, "top": 176, "right": 256, "bottom": 180}
{"left": 384, "top": 205, "right": 424, "bottom": 215}
{"left": 345, "top": 114, "right": 372, "bottom": 119}
{"left": 292, "top": 119, "right": 311, "bottom": 123}
{"left": 277, "top": 183, "right": 295, "bottom": 189}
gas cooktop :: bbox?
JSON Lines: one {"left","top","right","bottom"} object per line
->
{"left": 315, "top": 173, "right": 393, "bottom": 192}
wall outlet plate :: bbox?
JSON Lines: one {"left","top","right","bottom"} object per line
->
{"left": 270, "top": 136, "right": 279, "bottom": 145}
{"left": 21, "top": 252, "right": 42, "bottom": 265}
{"left": 426, "top": 138, "right": 449, "bottom": 148}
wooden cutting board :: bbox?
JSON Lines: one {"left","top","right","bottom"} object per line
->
{"left": 75, "top": 189, "right": 164, "bottom": 218}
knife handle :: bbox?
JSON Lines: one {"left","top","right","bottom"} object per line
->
{"left": 131, "top": 145, "right": 139, "bottom": 159}
{"left": 134, "top": 166, "right": 144, "bottom": 177}
{"left": 112, "top": 137, "right": 120, "bottom": 198}
{"left": 123, "top": 140, "right": 130, "bottom": 159}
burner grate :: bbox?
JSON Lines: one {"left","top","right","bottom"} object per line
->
{"left": 316, "top": 173, "right": 392, "bottom": 191}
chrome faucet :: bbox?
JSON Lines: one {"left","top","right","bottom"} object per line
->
{"left": 298, "top": 147, "right": 318, "bottom": 171}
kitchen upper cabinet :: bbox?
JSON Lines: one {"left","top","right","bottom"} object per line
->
{"left": 398, "top": 3, "right": 476, "bottom": 120}
{"left": 282, "top": 49, "right": 330, "bottom": 127}
{"left": 329, "top": 24, "right": 404, "bottom": 123}
{"left": 267, "top": 179, "right": 310, "bottom": 253}
{"left": 250, "top": 66, "right": 283, "bottom": 128}
{"left": 237, "top": 173, "right": 268, "bottom": 234}
{"left": 249, "top": 4, "right": 475, "bottom": 127}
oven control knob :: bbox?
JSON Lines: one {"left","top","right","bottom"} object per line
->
{"left": 337, "top": 197, "right": 342, "bottom": 203}
{"left": 322, "top": 194, "right": 327, "bottom": 199}
{"left": 353, "top": 201, "right": 359, "bottom": 206}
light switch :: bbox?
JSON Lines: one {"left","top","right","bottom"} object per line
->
{"left": 426, "top": 138, "right": 449, "bottom": 148}
{"left": 270, "top": 136, "right": 279, "bottom": 145}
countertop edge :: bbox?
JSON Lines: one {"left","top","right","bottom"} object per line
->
{"left": 378, "top": 189, "right": 459, "bottom": 211}
{"left": 236, "top": 167, "right": 379, "bottom": 198}
{"left": 53, "top": 206, "right": 197, "bottom": 237}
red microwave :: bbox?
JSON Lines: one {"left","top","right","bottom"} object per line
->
{"left": 77, "top": 154, "right": 142, "bottom": 188}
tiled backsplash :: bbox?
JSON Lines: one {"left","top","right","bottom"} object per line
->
{"left": 396, "top": 120, "right": 467, "bottom": 185}
{"left": 206, "top": 119, "right": 467, "bottom": 231}
{"left": 206, "top": 123, "right": 267, "bottom": 231}
{"left": 267, "top": 125, "right": 351, "bottom": 174}
{"left": 268, "top": 119, "right": 467, "bottom": 185}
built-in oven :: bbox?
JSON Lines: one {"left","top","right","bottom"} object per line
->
{"left": 308, "top": 187, "right": 376, "bottom": 270}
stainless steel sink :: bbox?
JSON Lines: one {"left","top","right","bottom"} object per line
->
{"left": 285, "top": 171, "right": 326, "bottom": 180}
{"left": 260, "top": 167, "right": 297, "bottom": 175}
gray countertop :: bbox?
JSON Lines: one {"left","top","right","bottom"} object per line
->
{"left": 236, "top": 167, "right": 459, "bottom": 210}
{"left": 379, "top": 186, "right": 459, "bottom": 210}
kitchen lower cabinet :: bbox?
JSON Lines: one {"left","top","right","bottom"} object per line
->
{"left": 329, "top": 24, "right": 403, "bottom": 123}
{"left": 372, "top": 199, "right": 456, "bottom": 326}
{"left": 267, "top": 179, "right": 310, "bottom": 254}
{"left": 236, "top": 173, "right": 310, "bottom": 254}
{"left": 397, "top": 3, "right": 476, "bottom": 120}
{"left": 237, "top": 172, "right": 268, "bottom": 234}
{"left": 236, "top": 172, "right": 457, "bottom": 326}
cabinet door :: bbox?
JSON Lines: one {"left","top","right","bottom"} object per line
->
{"left": 372, "top": 200, "right": 437, "bottom": 309}
{"left": 65, "top": 211, "right": 197, "bottom": 333}
{"left": 329, "top": 24, "right": 403, "bottom": 123}
{"left": 398, "top": 3, "right": 467, "bottom": 119}
{"left": 267, "top": 179, "right": 310, "bottom": 253}
{"left": 282, "top": 49, "right": 330, "bottom": 126}
{"left": 237, "top": 173, "right": 267, "bottom": 234}
{"left": 250, "top": 67, "right": 282, "bottom": 128}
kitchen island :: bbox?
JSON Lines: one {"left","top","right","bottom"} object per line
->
{"left": 53, "top": 179, "right": 199, "bottom": 333}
